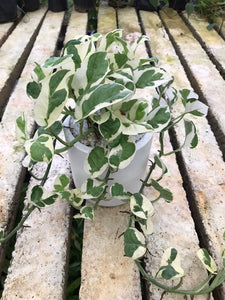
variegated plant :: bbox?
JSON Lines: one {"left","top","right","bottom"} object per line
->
{"left": 2, "top": 29, "right": 225, "bottom": 295}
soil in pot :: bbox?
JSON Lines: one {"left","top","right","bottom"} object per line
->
{"left": 48, "top": 0, "right": 68, "bottom": 12}
{"left": 17, "top": 0, "right": 40, "bottom": 12}
{"left": 0, "top": 0, "right": 17, "bottom": 23}
{"left": 63, "top": 116, "right": 153, "bottom": 207}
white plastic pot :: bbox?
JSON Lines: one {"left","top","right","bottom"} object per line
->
{"left": 63, "top": 116, "right": 153, "bottom": 207}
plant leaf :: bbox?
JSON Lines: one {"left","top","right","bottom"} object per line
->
{"left": 109, "top": 135, "right": 136, "bottom": 169}
{"left": 30, "top": 185, "right": 58, "bottom": 208}
{"left": 130, "top": 193, "right": 154, "bottom": 220}
{"left": 124, "top": 227, "right": 146, "bottom": 260}
{"left": 110, "top": 183, "right": 130, "bottom": 201}
{"left": 81, "top": 178, "right": 105, "bottom": 199}
{"left": 74, "top": 206, "right": 94, "bottom": 221}
{"left": 183, "top": 119, "right": 198, "bottom": 149}
{"left": 84, "top": 146, "right": 109, "bottom": 178}
{"left": 24, "top": 134, "right": 54, "bottom": 163}
{"left": 134, "top": 65, "right": 172, "bottom": 89}
{"left": 197, "top": 249, "right": 217, "bottom": 274}
{"left": 156, "top": 248, "right": 184, "bottom": 280}
{"left": 151, "top": 179, "right": 173, "bottom": 203}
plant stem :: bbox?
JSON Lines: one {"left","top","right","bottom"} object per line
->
{"left": 55, "top": 128, "right": 95, "bottom": 154}
{"left": 0, "top": 205, "right": 36, "bottom": 243}
{"left": 136, "top": 260, "right": 214, "bottom": 295}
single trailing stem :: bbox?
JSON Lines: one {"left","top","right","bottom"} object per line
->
{"left": 93, "top": 168, "right": 112, "bottom": 210}
{"left": 55, "top": 128, "right": 95, "bottom": 154}
{"left": 47, "top": 127, "right": 69, "bottom": 147}
{"left": 0, "top": 205, "right": 36, "bottom": 243}
{"left": 136, "top": 260, "right": 214, "bottom": 295}
{"left": 139, "top": 162, "right": 156, "bottom": 194}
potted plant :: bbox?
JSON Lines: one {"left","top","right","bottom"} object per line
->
{"left": 1, "top": 30, "right": 225, "bottom": 295}
{"left": 48, "top": 0, "right": 68, "bottom": 12}
{"left": 73, "top": 0, "right": 96, "bottom": 12}
{"left": 17, "top": 0, "right": 40, "bottom": 12}
{"left": 0, "top": 0, "right": 17, "bottom": 23}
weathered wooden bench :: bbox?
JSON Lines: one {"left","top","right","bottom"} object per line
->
{"left": 0, "top": 2, "right": 225, "bottom": 299}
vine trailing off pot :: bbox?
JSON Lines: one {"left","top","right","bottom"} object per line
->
{"left": 1, "top": 30, "right": 225, "bottom": 295}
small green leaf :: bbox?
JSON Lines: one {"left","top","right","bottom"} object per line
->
{"left": 16, "top": 115, "right": 27, "bottom": 144}
{"left": 27, "top": 81, "right": 41, "bottom": 99}
{"left": 110, "top": 183, "right": 130, "bottom": 201}
{"left": 84, "top": 146, "right": 108, "bottom": 178}
{"left": 54, "top": 174, "right": 70, "bottom": 192}
{"left": 197, "top": 249, "right": 217, "bottom": 274}
{"left": 74, "top": 206, "right": 94, "bottom": 221}
{"left": 185, "top": 3, "right": 195, "bottom": 17}
{"left": 109, "top": 135, "right": 136, "bottom": 169}
{"left": 81, "top": 178, "right": 105, "bottom": 199}
{"left": 183, "top": 119, "right": 198, "bottom": 149}
{"left": 30, "top": 185, "right": 58, "bottom": 208}
{"left": 25, "top": 134, "right": 54, "bottom": 163}
{"left": 151, "top": 179, "right": 173, "bottom": 203}
{"left": 124, "top": 227, "right": 146, "bottom": 260}
{"left": 130, "top": 193, "right": 154, "bottom": 220}
{"left": 156, "top": 247, "right": 184, "bottom": 280}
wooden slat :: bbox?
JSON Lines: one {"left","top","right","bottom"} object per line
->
{"left": 141, "top": 9, "right": 225, "bottom": 297}
{"left": 1, "top": 155, "right": 71, "bottom": 300}
{"left": 159, "top": 9, "right": 225, "bottom": 150}
{"left": 79, "top": 4, "right": 142, "bottom": 300}
{"left": 181, "top": 12, "right": 225, "bottom": 77}
{"left": 118, "top": 8, "right": 209, "bottom": 299}
{"left": 0, "top": 22, "right": 15, "bottom": 47}
{"left": 0, "top": 8, "right": 65, "bottom": 290}
{"left": 0, "top": 7, "right": 47, "bottom": 113}
{"left": 97, "top": 2, "right": 116, "bottom": 34}
{"left": 0, "top": 10, "right": 65, "bottom": 236}
{"left": 1, "top": 9, "right": 88, "bottom": 299}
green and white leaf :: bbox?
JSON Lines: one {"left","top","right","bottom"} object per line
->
{"left": 34, "top": 68, "right": 72, "bottom": 127}
{"left": 106, "top": 68, "right": 134, "bottom": 91}
{"left": 84, "top": 146, "right": 109, "bottom": 178}
{"left": 109, "top": 135, "right": 136, "bottom": 169}
{"left": 156, "top": 248, "right": 184, "bottom": 280}
{"left": 147, "top": 101, "right": 171, "bottom": 131}
{"left": 185, "top": 100, "right": 208, "bottom": 117}
{"left": 134, "top": 65, "right": 173, "bottom": 89}
{"left": 71, "top": 51, "right": 109, "bottom": 98}
{"left": 81, "top": 178, "right": 105, "bottom": 199}
{"left": 139, "top": 216, "right": 154, "bottom": 236}
{"left": 197, "top": 249, "right": 217, "bottom": 274}
{"left": 74, "top": 205, "right": 94, "bottom": 221}
{"left": 124, "top": 227, "right": 146, "bottom": 260}
{"left": 74, "top": 83, "right": 132, "bottom": 121}
{"left": 130, "top": 193, "right": 154, "bottom": 219}
{"left": 67, "top": 189, "right": 84, "bottom": 209}
{"left": 29, "top": 185, "right": 58, "bottom": 208}
{"left": 183, "top": 119, "right": 198, "bottom": 149}
{"left": 54, "top": 174, "right": 70, "bottom": 192}
{"left": 16, "top": 115, "right": 27, "bottom": 144}
{"left": 99, "top": 112, "right": 122, "bottom": 142}
{"left": 98, "top": 29, "right": 123, "bottom": 52}
{"left": 110, "top": 183, "right": 130, "bottom": 201}
{"left": 151, "top": 179, "right": 173, "bottom": 203}
{"left": 89, "top": 110, "right": 110, "bottom": 124}
{"left": 111, "top": 110, "right": 153, "bottom": 135}
{"left": 24, "top": 134, "right": 54, "bottom": 163}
